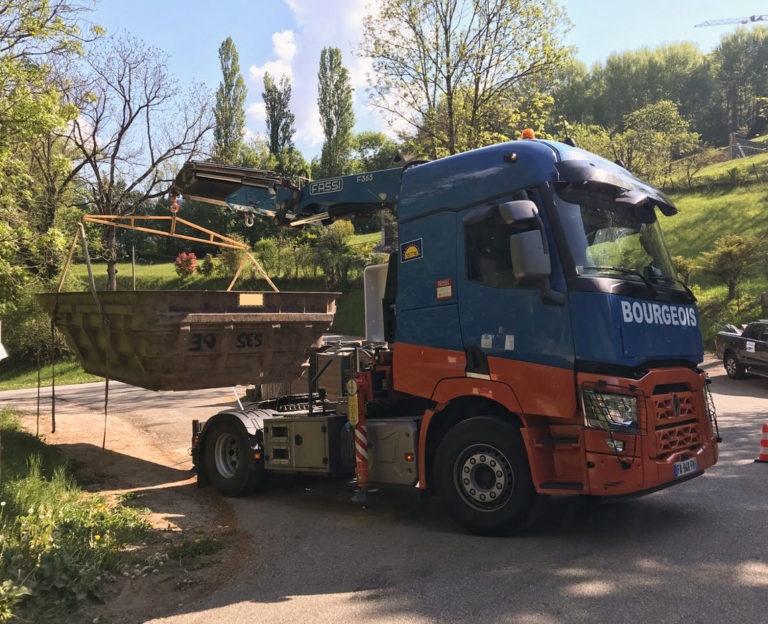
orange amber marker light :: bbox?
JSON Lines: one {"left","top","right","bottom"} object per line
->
{"left": 520, "top": 128, "right": 535, "bottom": 139}
{"left": 253, "top": 452, "right": 261, "bottom": 460}
{"left": 404, "top": 453, "right": 415, "bottom": 462}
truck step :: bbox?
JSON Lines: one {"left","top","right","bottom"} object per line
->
{"left": 535, "top": 437, "right": 579, "bottom": 446}
{"left": 539, "top": 481, "right": 584, "bottom": 491}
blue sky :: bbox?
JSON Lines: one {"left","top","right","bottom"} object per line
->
{"left": 94, "top": 0, "right": 766, "bottom": 159}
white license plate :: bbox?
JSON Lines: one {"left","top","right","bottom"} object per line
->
{"left": 673, "top": 457, "right": 698, "bottom": 478}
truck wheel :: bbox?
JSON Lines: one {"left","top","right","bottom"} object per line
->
{"left": 434, "top": 416, "right": 536, "bottom": 535}
{"left": 724, "top": 353, "right": 747, "bottom": 379}
{"left": 203, "top": 419, "right": 264, "bottom": 497}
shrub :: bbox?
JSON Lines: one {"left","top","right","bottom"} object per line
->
{"left": 199, "top": 253, "right": 215, "bottom": 276}
{"left": 174, "top": 252, "right": 197, "bottom": 278}
{"left": 0, "top": 413, "right": 150, "bottom": 622}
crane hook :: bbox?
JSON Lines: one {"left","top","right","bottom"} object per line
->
{"left": 244, "top": 212, "right": 255, "bottom": 227}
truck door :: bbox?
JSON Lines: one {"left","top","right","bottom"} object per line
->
{"left": 457, "top": 191, "right": 575, "bottom": 415}
{"left": 743, "top": 322, "right": 768, "bottom": 370}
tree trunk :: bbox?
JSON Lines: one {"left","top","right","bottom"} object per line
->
{"left": 106, "top": 226, "right": 118, "bottom": 291}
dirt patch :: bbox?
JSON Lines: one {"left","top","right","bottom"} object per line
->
{"left": 16, "top": 407, "right": 249, "bottom": 624}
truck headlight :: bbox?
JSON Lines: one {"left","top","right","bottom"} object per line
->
{"left": 581, "top": 388, "right": 638, "bottom": 433}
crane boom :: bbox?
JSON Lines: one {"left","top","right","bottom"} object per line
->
{"left": 695, "top": 14, "right": 768, "bottom": 27}
{"left": 171, "top": 160, "right": 403, "bottom": 226}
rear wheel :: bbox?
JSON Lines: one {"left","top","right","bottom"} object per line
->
{"left": 203, "top": 419, "right": 264, "bottom": 497}
{"left": 724, "top": 353, "right": 747, "bottom": 379}
{"left": 434, "top": 416, "right": 536, "bottom": 535}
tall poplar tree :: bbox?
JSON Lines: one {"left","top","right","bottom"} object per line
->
{"left": 213, "top": 37, "right": 247, "bottom": 164}
{"left": 262, "top": 72, "right": 296, "bottom": 156}
{"left": 317, "top": 47, "right": 354, "bottom": 177}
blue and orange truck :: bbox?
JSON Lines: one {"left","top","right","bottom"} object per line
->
{"left": 172, "top": 135, "right": 720, "bottom": 534}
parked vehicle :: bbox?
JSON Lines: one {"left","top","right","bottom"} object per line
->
{"left": 170, "top": 136, "right": 720, "bottom": 534}
{"left": 715, "top": 321, "right": 768, "bottom": 379}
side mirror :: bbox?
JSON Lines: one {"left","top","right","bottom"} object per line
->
{"left": 509, "top": 230, "right": 551, "bottom": 280}
{"left": 498, "top": 200, "right": 538, "bottom": 224}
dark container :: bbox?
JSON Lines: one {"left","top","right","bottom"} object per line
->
{"left": 38, "top": 290, "right": 338, "bottom": 391}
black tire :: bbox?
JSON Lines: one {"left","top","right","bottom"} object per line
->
{"left": 434, "top": 416, "right": 536, "bottom": 535}
{"left": 724, "top": 353, "right": 747, "bottom": 379}
{"left": 203, "top": 419, "right": 264, "bottom": 497}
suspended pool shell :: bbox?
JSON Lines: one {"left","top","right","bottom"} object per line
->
{"left": 38, "top": 290, "right": 338, "bottom": 391}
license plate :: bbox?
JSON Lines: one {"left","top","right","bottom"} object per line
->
{"left": 673, "top": 457, "right": 698, "bottom": 478}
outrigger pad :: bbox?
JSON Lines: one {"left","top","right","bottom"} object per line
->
{"left": 38, "top": 290, "right": 338, "bottom": 391}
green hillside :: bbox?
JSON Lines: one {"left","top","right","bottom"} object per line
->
{"left": 663, "top": 147, "right": 768, "bottom": 348}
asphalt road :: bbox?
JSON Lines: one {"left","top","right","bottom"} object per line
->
{"left": 1, "top": 356, "right": 767, "bottom": 624}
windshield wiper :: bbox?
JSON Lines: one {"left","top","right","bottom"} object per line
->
{"left": 648, "top": 275, "right": 696, "bottom": 303}
{"left": 580, "top": 266, "right": 658, "bottom": 298}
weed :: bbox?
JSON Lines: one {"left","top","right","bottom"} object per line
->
{"left": 166, "top": 536, "right": 227, "bottom": 570}
{"left": 0, "top": 412, "right": 151, "bottom": 623}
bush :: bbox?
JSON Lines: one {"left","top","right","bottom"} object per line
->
{"left": 199, "top": 253, "right": 215, "bottom": 276}
{"left": 2, "top": 288, "right": 72, "bottom": 364}
{"left": 174, "top": 252, "right": 197, "bottom": 278}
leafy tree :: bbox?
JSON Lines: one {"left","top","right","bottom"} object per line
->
{"left": 317, "top": 47, "right": 354, "bottom": 177}
{"left": 558, "top": 122, "right": 614, "bottom": 157}
{"left": 0, "top": 1, "right": 96, "bottom": 225}
{"left": 361, "top": 0, "right": 570, "bottom": 158}
{"left": 672, "top": 255, "right": 694, "bottom": 286}
{"left": 263, "top": 72, "right": 296, "bottom": 157}
{"left": 66, "top": 35, "right": 214, "bottom": 290}
{"left": 348, "top": 131, "right": 398, "bottom": 173}
{"left": 552, "top": 43, "right": 722, "bottom": 145}
{"left": 240, "top": 137, "right": 273, "bottom": 169}
{"left": 712, "top": 27, "right": 768, "bottom": 136}
{"left": 699, "top": 233, "right": 764, "bottom": 301}
{"left": 613, "top": 100, "right": 699, "bottom": 184}
{"left": 0, "top": 0, "right": 96, "bottom": 329}
{"left": 213, "top": 37, "right": 247, "bottom": 165}
{"left": 316, "top": 220, "right": 358, "bottom": 289}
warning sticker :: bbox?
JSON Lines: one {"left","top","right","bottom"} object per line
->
{"left": 436, "top": 278, "right": 453, "bottom": 300}
{"left": 400, "top": 238, "right": 423, "bottom": 262}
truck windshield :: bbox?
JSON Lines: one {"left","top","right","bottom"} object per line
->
{"left": 551, "top": 188, "right": 682, "bottom": 289}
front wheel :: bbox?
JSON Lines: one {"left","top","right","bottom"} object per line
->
{"left": 434, "top": 416, "right": 536, "bottom": 535}
{"left": 724, "top": 353, "right": 747, "bottom": 379}
{"left": 203, "top": 419, "right": 264, "bottom": 497}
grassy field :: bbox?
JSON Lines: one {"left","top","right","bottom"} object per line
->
{"left": 664, "top": 146, "right": 768, "bottom": 347}
{"left": 0, "top": 357, "right": 102, "bottom": 390}
{"left": 664, "top": 185, "right": 767, "bottom": 259}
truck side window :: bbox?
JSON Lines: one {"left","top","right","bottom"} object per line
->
{"left": 464, "top": 192, "right": 540, "bottom": 289}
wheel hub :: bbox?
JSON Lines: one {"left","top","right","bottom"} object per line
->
{"left": 213, "top": 432, "right": 239, "bottom": 478}
{"left": 455, "top": 445, "right": 514, "bottom": 510}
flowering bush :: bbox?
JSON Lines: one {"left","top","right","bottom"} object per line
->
{"left": 174, "top": 252, "right": 197, "bottom": 278}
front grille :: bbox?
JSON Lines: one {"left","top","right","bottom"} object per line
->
{"left": 656, "top": 422, "right": 701, "bottom": 454}
{"left": 653, "top": 393, "right": 696, "bottom": 420}
{"left": 651, "top": 391, "right": 701, "bottom": 456}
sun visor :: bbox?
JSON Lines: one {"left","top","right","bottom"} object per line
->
{"left": 554, "top": 160, "right": 677, "bottom": 216}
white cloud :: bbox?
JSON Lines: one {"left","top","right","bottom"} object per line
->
{"left": 246, "top": 102, "right": 266, "bottom": 121}
{"left": 244, "top": 0, "right": 392, "bottom": 158}
{"left": 248, "top": 30, "right": 296, "bottom": 81}
{"left": 272, "top": 30, "right": 297, "bottom": 62}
